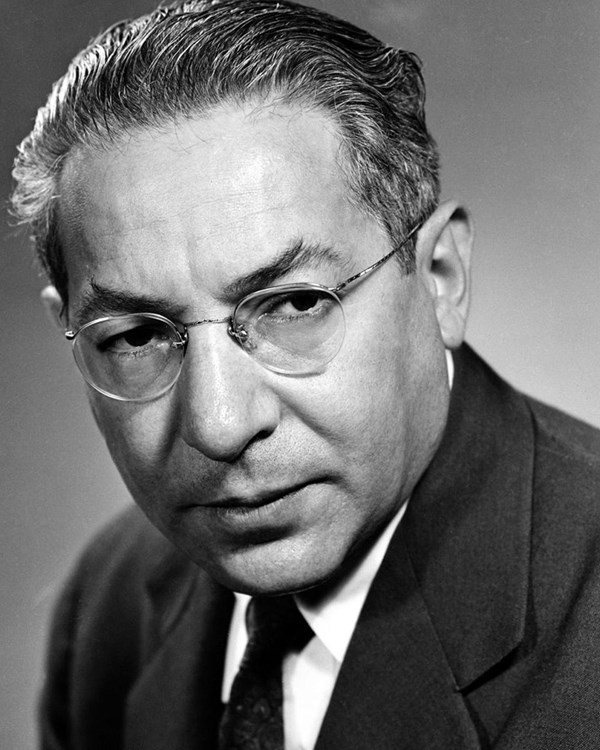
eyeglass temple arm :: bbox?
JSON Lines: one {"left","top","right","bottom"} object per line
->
{"left": 332, "top": 224, "right": 420, "bottom": 294}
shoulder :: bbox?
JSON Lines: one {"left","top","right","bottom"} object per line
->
{"left": 528, "top": 396, "right": 600, "bottom": 463}
{"left": 72, "top": 504, "right": 176, "bottom": 585}
{"left": 46, "top": 504, "right": 202, "bottom": 686}
{"left": 40, "top": 506, "right": 200, "bottom": 747}
{"left": 57, "top": 504, "right": 196, "bottom": 637}
{"left": 48, "top": 506, "right": 180, "bottom": 658}
{"left": 456, "top": 344, "right": 600, "bottom": 498}
{"left": 520, "top": 397, "right": 600, "bottom": 644}
{"left": 526, "top": 396, "right": 600, "bottom": 509}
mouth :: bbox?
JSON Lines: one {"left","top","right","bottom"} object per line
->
{"left": 177, "top": 479, "right": 333, "bottom": 538}
{"left": 206, "top": 481, "right": 315, "bottom": 512}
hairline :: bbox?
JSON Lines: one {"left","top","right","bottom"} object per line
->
{"left": 55, "top": 92, "right": 400, "bottom": 304}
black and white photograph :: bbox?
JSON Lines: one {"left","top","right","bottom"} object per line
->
{"left": 2, "top": 1, "right": 599, "bottom": 748}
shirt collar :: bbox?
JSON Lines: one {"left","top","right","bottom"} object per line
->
{"left": 223, "top": 501, "right": 406, "bottom": 701}
{"left": 295, "top": 501, "right": 407, "bottom": 664}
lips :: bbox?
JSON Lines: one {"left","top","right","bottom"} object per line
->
{"left": 207, "top": 481, "right": 314, "bottom": 510}
{"left": 183, "top": 481, "right": 325, "bottom": 541}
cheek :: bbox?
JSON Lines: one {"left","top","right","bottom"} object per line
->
{"left": 281, "top": 334, "right": 408, "bottom": 483}
{"left": 88, "top": 393, "right": 175, "bottom": 489}
{"left": 297, "top": 287, "right": 449, "bottom": 486}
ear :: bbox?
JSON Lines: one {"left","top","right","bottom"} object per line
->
{"left": 415, "top": 200, "right": 473, "bottom": 350}
{"left": 41, "top": 285, "right": 66, "bottom": 330}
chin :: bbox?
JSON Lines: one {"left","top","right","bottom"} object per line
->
{"left": 205, "top": 542, "right": 345, "bottom": 597}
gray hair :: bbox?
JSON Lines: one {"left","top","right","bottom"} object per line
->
{"left": 11, "top": 0, "right": 440, "bottom": 307}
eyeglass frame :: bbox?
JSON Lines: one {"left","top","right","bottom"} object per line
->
{"left": 64, "top": 224, "right": 420, "bottom": 400}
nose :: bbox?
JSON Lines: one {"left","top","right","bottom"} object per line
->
{"left": 175, "top": 323, "right": 281, "bottom": 462}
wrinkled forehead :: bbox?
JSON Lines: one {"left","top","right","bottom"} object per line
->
{"left": 56, "top": 102, "right": 386, "bottom": 314}
{"left": 58, "top": 103, "right": 336, "bottom": 244}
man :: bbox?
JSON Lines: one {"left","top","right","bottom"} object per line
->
{"left": 11, "top": 1, "right": 600, "bottom": 748}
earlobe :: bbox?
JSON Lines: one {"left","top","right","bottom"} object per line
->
{"left": 41, "top": 285, "right": 66, "bottom": 331}
{"left": 416, "top": 200, "right": 474, "bottom": 350}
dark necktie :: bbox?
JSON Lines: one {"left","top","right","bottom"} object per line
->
{"left": 218, "top": 595, "right": 313, "bottom": 750}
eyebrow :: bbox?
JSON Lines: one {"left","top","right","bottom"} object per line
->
{"left": 220, "top": 239, "right": 346, "bottom": 301}
{"left": 70, "top": 238, "right": 347, "bottom": 329}
{"left": 71, "top": 285, "right": 184, "bottom": 330}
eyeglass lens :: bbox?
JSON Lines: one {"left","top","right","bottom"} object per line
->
{"left": 232, "top": 285, "right": 344, "bottom": 374}
{"left": 73, "top": 314, "right": 185, "bottom": 402}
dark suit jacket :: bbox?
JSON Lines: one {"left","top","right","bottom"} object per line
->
{"left": 40, "top": 346, "right": 600, "bottom": 749}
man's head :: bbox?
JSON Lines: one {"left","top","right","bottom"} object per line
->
{"left": 11, "top": 0, "right": 472, "bottom": 595}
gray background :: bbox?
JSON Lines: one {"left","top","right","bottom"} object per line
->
{"left": 1, "top": 0, "right": 599, "bottom": 746}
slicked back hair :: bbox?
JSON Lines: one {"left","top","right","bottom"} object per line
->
{"left": 11, "top": 0, "right": 440, "bottom": 308}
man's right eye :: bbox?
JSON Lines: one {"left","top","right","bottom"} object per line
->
{"left": 98, "top": 324, "right": 167, "bottom": 353}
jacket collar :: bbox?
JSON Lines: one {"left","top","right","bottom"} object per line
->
{"left": 404, "top": 344, "right": 534, "bottom": 690}
{"left": 315, "top": 524, "right": 484, "bottom": 749}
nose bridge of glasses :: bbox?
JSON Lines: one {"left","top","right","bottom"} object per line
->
{"left": 184, "top": 315, "right": 231, "bottom": 329}
{"left": 184, "top": 314, "right": 251, "bottom": 349}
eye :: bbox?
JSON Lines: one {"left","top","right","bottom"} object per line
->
{"left": 98, "top": 322, "right": 172, "bottom": 354}
{"left": 120, "top": 325, "right": 161, "bottom": 348}
{"left": 260, "top": 290, "right": 328, "bottom": 320}
{"left": 285, "top": 291, "right": 321, "bottom": 313}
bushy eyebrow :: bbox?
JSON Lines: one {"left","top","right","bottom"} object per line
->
{"left": 220, "top": 238, "right": 346, "bottom": 301}
{"left": 70, "top": 238, "right": 347, "bottom": 329}
{"left": 71, "top": 284, "right": 183, "bottom": 329}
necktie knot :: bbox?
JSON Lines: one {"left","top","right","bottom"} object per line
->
{"left": 219, "top": 595, "right": 313, "bottom": 750}
{"left": 245, "top": 595, "right": 312, "bottom": 659}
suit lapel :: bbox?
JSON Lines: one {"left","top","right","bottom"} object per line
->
{"left": 317, "top": 346, "right": 534, "bottom": 748}
{"left": 315, "top": 525, "right": 482, "bottom": 750}
{"left": 405, "top": 345, "right": 534, "bottom": 690}
{"left": 125, "top": 555, "right": 233, "bottom": 750}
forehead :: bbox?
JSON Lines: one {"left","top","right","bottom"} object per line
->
{"left": 58, "top": 101, "right": 386, "bottom": 314}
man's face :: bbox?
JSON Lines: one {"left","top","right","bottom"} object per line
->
{"left": 58, "top": 103, "right": 452, "bottom": 594}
